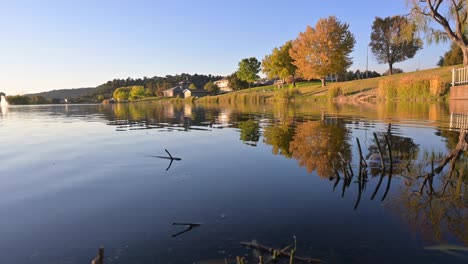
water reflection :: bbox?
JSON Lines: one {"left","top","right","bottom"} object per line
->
{"left": 390, "top": 142, "right": 468, "bottom": 247}
{"left": 2, "top": 101, "right": 466, "bottom": 263}
{"left": 290, "top": 119, "right": 351, "bottom": 177}
{"left": 238, "top": 120, "right": 260, "bottom": 146}
{"left": 263, "top": 119, "right": 295, "bottom": 158}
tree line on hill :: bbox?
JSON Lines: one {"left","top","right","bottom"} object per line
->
{"left": 1, "top": 73, "right": 224, "bottom": 104}
{"left": 90, "top": 73, "right": 223, "bottom": 101}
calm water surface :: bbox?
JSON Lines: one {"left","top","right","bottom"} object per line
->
{"left": 0, "top": 101, "right": 467, "bottom": 264}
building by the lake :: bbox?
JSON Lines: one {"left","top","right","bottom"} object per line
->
{"left": 214, "top": 78, "right": 232, "bottom": 93}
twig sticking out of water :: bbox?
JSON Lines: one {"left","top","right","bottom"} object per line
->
{"left": 142, "top": 149, "right": 182, "bottom": 171}
{"left": 241, "top": 241, "right": 323, "bottom": 263}
{"left": 413, "top": 129, "right": 468, "bottom": 196}
{"left": 171, "top": 222, "right": 201, "bottom": 237}
{"left": 373, "top": 132, "right": 386, "bottom": 172}
{"left": 91, "top": 246, "right": 104, "bottom": 264}
{"left": 356, "top": 138, "right": 367, "bottom": 168}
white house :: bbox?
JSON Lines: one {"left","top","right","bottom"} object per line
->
{"left": 214, "top": 78, "right": 232, "bottom": 93}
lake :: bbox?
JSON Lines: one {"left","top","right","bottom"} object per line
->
{"left": 0, "top": 101, "right": 467, "bottom": 264}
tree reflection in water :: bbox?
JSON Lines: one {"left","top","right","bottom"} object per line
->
{"left": 238, "top": 120, "right": 260, "bottom": 147}
{"left": 263, "top": 120, "right": 295, "bottom": 158}
{"left": 289, "top": 118, "right": 351, "bottom": 178}
{"left": 389, "top": 129, "right": 468, "bottom": 247}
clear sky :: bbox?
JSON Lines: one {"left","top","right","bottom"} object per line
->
{"left": 0, "top": 0, "right": 450, "bottom": 94}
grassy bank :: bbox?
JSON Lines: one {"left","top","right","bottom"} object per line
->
{"left": 196, "top": 65, "right": 461, "bottom": 104}
{"left": 113, "top": 65, "right": 461, "bottom": 105}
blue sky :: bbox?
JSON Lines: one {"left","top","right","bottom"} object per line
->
{"left": 0, "top": 0, "right": 449, "bottom": 94}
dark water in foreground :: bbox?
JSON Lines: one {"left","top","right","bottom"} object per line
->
{"left": 0, "top": 101, "right": 467, "bottom": 264}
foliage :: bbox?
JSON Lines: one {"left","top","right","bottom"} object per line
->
{"left": 189, "top": 83, "right": 197, "bottom": 90}
{"left": 25, "top": 87, "right": 95, "bottom": 100}
{"left": 93, "top": 73, "right": 222, "bottom": 101}
{"left": 274, "top": 87, "right": 299, "bottom": 102}
{"left": 437, "top": 42, "right": 463, "bottom": 66}
{"left": 382, "top": 68, "right": 404, "bottom": 76}
{"left": 370, "top": 16, "right": 422, "bottom": 75}
{"left": 113, "top": 87, "right": 132, "bottom": 101}
{"left": 262, "top": 41, "right": 297, "bottom": 80}
{"left": 327, "top": 86, "right": 343, "bottom": 100}
{"left": 204, "top": 81, "right": 219, "bottom": 94}
{"left": 6, "top": 95, "right": 31, "bottom": 105}
{"left": 0, "top": 92, "right": 5, "bottom": 97}
{"left": 227, "top": 72, "right": 249, "bottom": 91}
{"left": 129, "top": 86, "right": 146, "bottom": 100}
{"left": 238, "top": 120, "right": 260, "bottom": 146}
{"left": 409, "top": 0, "right": 468, "bottom": 65}
{"left": 290, "top": 16, "right": 356, "bottom": 87}
{"left": 340, "top": 70, "right": 381, "bottom": 81}
{"left": 377, "top": 75, "right": 447, "bottom": 100}
{"left": 289, "top": 120, "right": 351, "bottom": 177}
{"left": 236, "top": 57, "right": 261, "bottom": 87}
{"left": 263, "top": 121, "right": 295, "bottom": 158}
{"left": 30, "top": 96, "right": 49, "bottom": 104}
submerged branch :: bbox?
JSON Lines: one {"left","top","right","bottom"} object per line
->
{"left": 240, "top": 241, "right": 323, "bottom": 263}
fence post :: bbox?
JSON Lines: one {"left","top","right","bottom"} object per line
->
{"left": 452, "top": 68, "right": 456, "bottom": 87}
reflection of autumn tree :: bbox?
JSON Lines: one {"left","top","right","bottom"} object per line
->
{"left": 263, "top": 122, "right": 295, "bottom": 158}
{"left": 289, "top": 119, "right": 351, "bottom": 177}
{"left": 239, "top": 120, "right": 260, "bottom": 147}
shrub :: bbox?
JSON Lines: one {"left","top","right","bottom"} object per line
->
{"left": 275, "top": 87, "right": 299, "bottom": 102}
{"left": 327, "top": 85, "right": 343, "bottom": 100}
{"left": 377, "top": 75, "right": 447, "bottom": 100}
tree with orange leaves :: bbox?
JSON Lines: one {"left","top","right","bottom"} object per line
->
{"left": 289, "top": 16, "right": 355, "bottom": 87}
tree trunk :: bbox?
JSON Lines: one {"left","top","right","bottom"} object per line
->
{"left": 321, "top": 78, "right": 326, "bottom": 87}
{"left": 389, "top": 63, "right": 393, "bottom": 75}
{"left": 463, "top": 46, "right": 468, "bottom": 66}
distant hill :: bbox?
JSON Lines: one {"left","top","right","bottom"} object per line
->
{"left": 26, "top": 87, "right": 96, "bottom": 99}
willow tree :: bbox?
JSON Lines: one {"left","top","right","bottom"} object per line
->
{"left": 409, "top": 0, "right": 468, "bottom": 65}
{"left": 289, "top": 16, "right": 356, "bottom": 87}
{"left": 370, "top": 16, "right": 422, "bottom": 75}
{"left": 262, "top": 41, "right": 297, "bottom": 82}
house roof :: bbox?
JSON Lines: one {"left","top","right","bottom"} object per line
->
{"left": 214, "top": 78, "right": 228, "bottom": 82}
{"left": 164, "top": 85, "right": 185, "bottom": 92}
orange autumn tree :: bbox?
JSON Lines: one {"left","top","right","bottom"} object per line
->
{"left": 290, "top": 16, "right": 356, "bottom": 87}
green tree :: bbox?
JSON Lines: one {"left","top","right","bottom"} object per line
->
{"left": 262, "top": 41, "right": 297, "bottom": 81}
{"left": 227, "top": 72, "right": 249, "bottom": 91}
{"left": 204, "top": 81, "right": 219, "bottom": 95}
{"left": 30, "top": 96, "right": 49, "bottom": 104}
{"left": 409, "top": 0, "right": 468, "bottom": 65}
{"left": 6, "top": 95, "right": 31, "bottom": 105}
{"left": 236, "top": 57, "right": 261, "bottom": 90}
{"left": 370, "top": 16, "right": 422, "bottom": 75}
{"left": 290, "top": 16, "right": 356, "bottom": 87}
{"left": 0, "top": 92, "right": 5, "bottom": 97}
{"left": 129, "top": 86, "right": 146, "bottom": 100}
{"left": 437, "top": 42, "right": 463, "bottom": 66}
{"left": 189, "top": 83, "right": 197, "bottom": 90}
{"left": 113, "top": 87, "right": 132, "bottom": 101}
